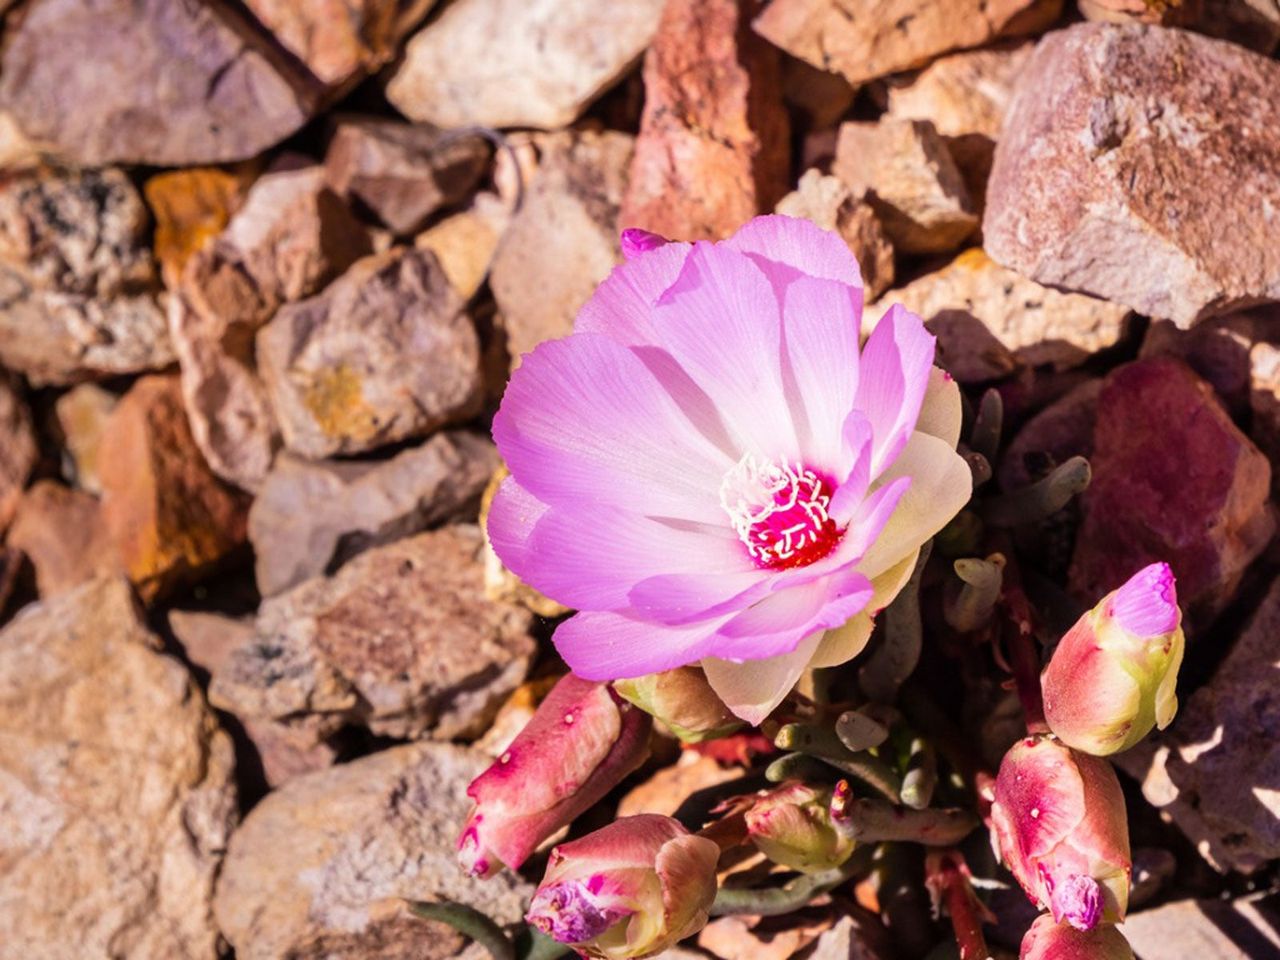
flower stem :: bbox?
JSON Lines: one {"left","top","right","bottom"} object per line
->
{"left": 996, "top": 547, "right": 1049, "bottom": 734}
{"left": 408, "top": 901, "right": 516, "bottom": 960}
{"left": 925, "top": 851, "right": 993, "bottom": 960}
{"left": 859, "top": 541, "right": 932, "bottom": 703}
{"left": 773, "top": 722, "right": 903, "bottom": 803}
{"left": 833, "top": 795, "right": 977, "bottom": 846}
{"left": 711, "top": 848, "right": 872, "bottom": 917}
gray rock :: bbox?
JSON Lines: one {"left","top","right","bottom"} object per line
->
{"left": 1122, "top": 895, "right": 1280, "bottom": 960}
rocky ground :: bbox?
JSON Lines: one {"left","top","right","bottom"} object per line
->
{"left": 0, "top": 1, "right": 1278, "bottom": 958}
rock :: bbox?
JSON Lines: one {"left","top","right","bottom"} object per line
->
{"left": 1139, "top": 315, "right": 1266, "bottom": 417}
{"left": 0, "top": 546, "right": 25, "bottom": 623}
{"left": 388, "top": 0, "right": 665, "bottom": 129}
{"left": 700, "top": 914, "right": 834, "bottom": 960}
{"left": 53, "top": 383, "right": 117, "bottom": 495}
{"left": 752, "top": 0, "right": 1060, "bottom": 86}
{"left": 999, "top": 380, "right": 1102, "bottom": 492}
{"left": 618, "top": 752, "right": 741, "bottom": 818}
{"left": 1078, "top": 0, "right": 1202, "bottom": 23}
{"left": 415, "top": 193, "right": 512, "bottom": 300}
{"left": 1249, "top": 340, "right": 1280, "bottom": 486}
{"left": 211, "top": 526, "right": 535, "bottom": 740}
{"left": 776, "top": 171, "right": 895, "bottom": 300}
{"left": 620, "top": 0, "right": 790, "bottom": 242}
{"left": 490, "top": 131, "right": 631, "bottom": 361}
{"left": 5, "top": 481, "right": 118, "bottom": 596}
{"left": 167, "top": 608, "right": 253, "bottom": 679}
{"left": 864, "top": 249, "right": 1131, "bottom": 377}
{"left": 0, "top": 577, "right": 237, "bottom": 959}
{"left": 1199, "top": 0, "right": 1280, "bottom": 53}
{"left": 1069, "top": 357, "right": 1273, "bottom": 626}
{"left": 257, "top": 247, "right": 481, "bottom": 459}
{"left": 249, "top": 430, "right": 500, "bottom": 597}
{"left": 833, "top": 118, "right": 977, "bottom": 255}
{"left": 325, "top": 118, "right": 490, "bottom": 236}
{"left": 805, "top": 913, "right": 895, "bottom": 960}
{"left": 984, "top": 22, "right": 1280, "bottom": 327}
{"left": 144, "top": 167, "right": 248, "bottom": 288}
{"left": 1121, "top": 896, "right": 1280, "bottom": 959}
{"left": 98, "top": 375, "right": 248, "bottom": 603}
{"left": 0, "top": 372, "right": 35, "bottom": 532}
{"left": 215, "top": 741, "right": 530, "bottom": 960}
{"left": 0, "top": 0, "right": 316, "bottom": 165}
{"left": 782, "top": 59, "right": 858, "bottom": 131}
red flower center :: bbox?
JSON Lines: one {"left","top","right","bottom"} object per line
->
{"left": 720, "top": 455, "right": 843, "bottom": 570}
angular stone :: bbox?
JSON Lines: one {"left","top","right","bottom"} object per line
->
{"left": 1121, "top": 896, "right": 1280, "bottom": 959}
{"left": 490, "top": 131, "right": 631, "bottom": 361}
{"left": 53, "top": 383, "right": 118, "bottom": 495}
{"left": 0, "top": 372, "right": 35, "bottom": 532}
{"left": 1069, "top": 357, "right": 1273, "bottom": 625}
{"left": 1079, "top": 0, "right": 1202, "bottom": 23}
{"left": 257, "top": 247, "right": 480, "bottom": 459}
{"left": 984, "top": 22, "right": 1280, "bottom": 326}
{"left": 752, "top": 0, "right": 1060, "bottom": 87}
{"left": 776, "top": 170, "right": 894, "bottom": 300}
{"left": 211, "top": 526, "right": 535, "bottom": 740}
{"left": 0, "top": 577, "right": 237, "bottom": 958}
{"left": 325, "top": 118, "right": 490, "bottom": 236}
{"left": 1249, "top": 340, "right": 1280, "bottom": 486}
{"left": 621, "top": 0, "right": 790, "bottom": 242}
{"left": 1199, "top": 0, "right": 1280, "bottom": 53}
{"left": 0, "top": 546, "right": 25, "bottom": 624}
{"left": 215, "top": 741, "right": 530, "bottom": 960}
{"left": 618, "top": 752, "right": 741, "bottom": 818}
{"left": 144, "top": 167, "right": 248, "bottom": 288}
{"left": 805, "top": 913, "right": 895, "bottom": 960}
{"left": 864, "top": 249, "right": 1131, "bottom": 377}
{"left": 700, "top": 914, "right": 834, "bottom": 960}
{"left": 782, "top": 58, "right": 858, "bottom": 130}
{"left": 1139, "top": 314, "right": 1265, "bottom": 417}
{"left": 415, "top": 193, "right": 511, "bottom": 300}
{"left": 834, "top": 119, "right": 977, "bottom": 255}
{"left": 0, "top": 0, "right": 315, "bottom": 166}
{"left": 98, "top": 375, "right": 248, "bottom": 603}
{"left": 5, "top": 481, "right": 119, "bottom": 597}
{"left": 999, "top": 379, "right": 1102, "bottom": 492}
{"left": 249, "top": 430, "right": 500, "bottom": 597}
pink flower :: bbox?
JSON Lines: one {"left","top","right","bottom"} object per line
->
{"left": 457, "top": 674, "right": 652, "bottom": 878}
{"left": 990, "top": 736, "right": 1132, "bottom": 931}
{"left": 744, "top": 782, "right": 855, "bottom": 873}
{"left": 1020, "top": 914, "right": 1135, "bottom": 960}
{"left": 1042, "top": 562, "right": 1184, "bottom": 756}
{"left": 489, "top": 215, "right": 970, "bottom": 723}
{"left": 526, "top": 814, "right": 720, "bottom": 959}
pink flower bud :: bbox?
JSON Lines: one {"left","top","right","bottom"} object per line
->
{"left": 1020, "top": 914, "right": 1135, "bottom": 960}
{"left": 743, "top": 782, "right": 856, "bottom": 873}
{"left": 990, "top": 736, "right": 1131, "bottom": 930}
{"left": 1042, "top": 562, "right": 1184, "bottom": 756}
{"left": 458, "top": 674, "right": 652, "bottom": 878}
{"left": 613, "top": 667, "right": 742, "bottom": 743}
{"left": 619, "top": 228, "right": 670, "bottom": 259}
{"left": 527, "top": 814, "right": 720, "bottom": 959}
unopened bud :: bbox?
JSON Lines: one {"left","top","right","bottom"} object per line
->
{"left": 1020, "top": 914, "right": 1135, "bottom": 960}
{"left": 744, "top": 782, "right": 855, "bottom": 873}
{"left": 614, "top": 666, "right": 742, "bottom": 743}
{"left": 620, "top": 228, "right": 670, "bottom": 259}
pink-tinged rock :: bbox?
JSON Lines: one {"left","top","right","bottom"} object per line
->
{"left": 387, "top": 0, "right": 666, "bottom": 130}
{"left": 1000, "top": 379, "right": 1102, "bottom": 492}
{"left": 0, "top": 0, "right": 317, "bottom": 166}
{"left": 5, "top": 481, "right": 119, "bottom": 596}
{"left": 1249, "top": 339, "right": 1280, "bottom": 487}
{"left": 984, "top": 22, "right": 1280, "bottom": 327}
{"left": 1080, "top": 0, "right": 1280, "bottom": 54}
{"left": 415, "top": 193, "right": 512, "bottom": 301}
{"left": 257, "top": 247, "right": 481, "bottom": 459}
{"left": 1139, "top": 314, "right": 1267, "bottom": 418}
{"left": 621, "top": 0, "right": 790, "bottom": 242}
{"left": 1120, "top": 896, "right": 1280, "bottom": 959}
{"left": 752, "top": 0, "right": 1061, "bottom": 86}
{"left": 1069, "top": 358, "right": 1273, "bottom": 626}
{"left": 0, "top": 372, "right": 35, "bottom": 533}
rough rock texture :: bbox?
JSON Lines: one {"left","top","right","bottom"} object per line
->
{"left": 833, "top": 119, "right": 977, "bottom": 255}
{"left": 52, "top": 382, "right": 117, "bottom": 494}
{"left": 776, "top": 171, "right": 894, "bottom": 300}
{"left": 621, "top": 0, "right": 790, "bottom": 242}
{"left": 0, "top": 0, "right": 316, "bottom": 166}
{"left": 145, "top": 167, "right": 248, "bottom": 288}
{"left": 1080, "top": 0, "right": 1280, "bottom": 55}
{"left": 215, "top": 741, "right": 530, "bottom": 960}
{"left": 490, "top": 131, "right": 631, "bottom": 361}
{"left": 211, "top": 526, "right": 535, "bottom": 740}
{"left": 1139, "top": 314, "right": 1268, "bottom": 417}
{"left": 864, "top": 249, "right": 1131, "bottom": 377}
{"left": 415, "top": 193, "right": 511, "bottom": 300}
{"left": 0, "top": 373, "right": 35, "bottom": 532}
{"left": 249, "top": 430, "right": 500, "bottom": 596}
{"left": 1078, "top": 0, "right": 1202, "bottom": 23}
{"left": 98, "top": 375, "right": 249, "bottom": 603}
{"left": 1121, "top": 896, "right": 1280, "bottom": 959}
{"left": 5, "top": 481, "right": 119, "bottom": 596}
{"left": 257, "top": 247, "right": 480, "bottom": 459}
{"left": 618, "top": 753, "right": 741, "bottom": 818}
{"left": 999, "top": 380, "right": 1102, "bottom": 492}
{"left": 1249, "top": 339, "right": 1280, "bottom": 486}
{"left": 752, "top": 0, "right": 1060, "bottom": 86}
{"left": 984, "top": 22, "right": 1280, "bottom": 326}
{"left": 0, "top": 577, "right": 237, "bottom": 959}
{"left": 325, "top": 119, "right": 490, "bottom": 235}
{"left": 387, "top": 0, "right": 665, "bottom": 130}
{"left": 1069, "top": 358, "right": 1273, "bottom": 625}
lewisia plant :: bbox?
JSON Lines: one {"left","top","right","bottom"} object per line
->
{"left": 489, "top": 215, "right": 971, "bottom": 722}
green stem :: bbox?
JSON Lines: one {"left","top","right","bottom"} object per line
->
{"left": 860, "top": 541, "right": 932, "bottom": 703}
{"left": 834, "top": 798, "right": 977, "bottom": 846}
{"left": 513, "top": 928, "right": 574, "bottom": 960}
{"left": 774, "top": 723, "right": 902, "bottom": 803}
{"left": 711, "top": 849, "right": 871, "bottom": 917}
{"left": 970, "top": 388, "right": 1003, "bottom": 465}
{"left": 900, "top": 737, "right": 938, "bottom": 810}
{"left": 981, "top": 456, "right": 1091, "bottom": 528}
{"left": 408, "top": 901, "right": 516, "bottom": 960}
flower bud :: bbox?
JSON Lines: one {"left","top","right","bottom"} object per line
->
{"left": 458, "top": 674, "right": 652, "bottom": 878}
{"left": 744, "top": 782, "right": 855, "bottom": 873}
{"left": 1020, "top": 914, "right": 1135, "bottom": 960}
{"left": 613, "top": 667, "right": 743, "bottom": 743}
{"left": 990, "top": 736, "right": 1131, "bottom": 930}
{"left": 1042, "top": 562, "right": 1184, "bottom": 756}
{"left": 526, "top": 814, "right": 720, "bottom": 960}
{"left": 619, "top": 228, "right": 670, "bottom": 259}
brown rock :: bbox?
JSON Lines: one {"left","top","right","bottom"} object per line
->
{"left": 1199, "top": 0, "right": 1280, "bottom": 53}
{"left": 0, "top": 372, "right": 35, "bottom": 532}
{"left": 248, "top": 430, "right": 500, "bottom": 597}
{"left": 1078, "top": 0, "right": 1202, "bottom": 22}
{"left": 0, "top": 546, "right": 25, "bottom": 623}
{"left": 621, "top": 0, "right": 790, "bottom": 242}
{"left": 1139, "top": 314, "right": 1265, "bottom": 416}
{"left": 0, "top": 577, "right": 237, "bottom": 958}
{"left": 415, "top": 193, "right": 511, "bottom": 300}
{"left": 1121, "top": 896, "right": 1280, "bottom": 958}
{"left": 257, "top": 247, "right": 481, "bottom": 459}
{"left": 618, "top": 752, "right": 741, "bottom": 818}
{"left": 0, "top": 0, "right": 316, "bottom": 166}
{"left": 387, "top": 0, "right": 665, "bottom": 129}
{"left": 211, "top": 526, "right": 535, "bottom": 740}
{"left": 325, "top": 118, "right": 490, "bottom": 236}
{"left": 5, "top": 481, "right": 118, "bottom": 596}
{"left": 700, "top": 914, "right": 834, "bottom": 960}
{"left": 864, "top": 249, "right": 1131, "bottom": 377}
{"left": 490, "top": 131, "right": 631, "bottom": 360}
{"left": 1249, "top": 340, "right": 1280, "bottom": 485}
{"left": 752, "top": 0, "right": 1060, "bottom": 86}
{"left": 144, "top": 167, "right": 249, "bottom": 288}
{"left": 52, "top": 382, "right": 117, "bottom": 495}
{"left": 984, "top": 22, "right": 1280, "bottom": 326}
{"left": 834, "top": 119, "right": 977, "bottom": 255}
{"left": 999, "top": 380, "right": 1102, "bottom": 492}
{"left": 214, "top": 741, "right": 530, "bottom": 960}
{"left": 782, "top": 58, "right": 858, "bottom": 130}
{"left": 167, "top": 607, "right": 253, "bottom": 678}
{"left": 1069, "top": 357, "right": 1273, "bottom": 625}
{"left": 776, "top": 170, "right": 894, "bottom": 300}
{"left": 98, "top": 375, "right": 248, "bottom": 603}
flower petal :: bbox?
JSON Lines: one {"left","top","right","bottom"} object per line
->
{"left": 854, "top": 304, "right": 938, "bottom": 478}
{"left": 576, "top": 241, "right": 694, "bottom": 343}
{"left": 628, "top": 569, "right": 771, "bottom": 626}
{"left": 915, "top": 366, "right": 963, "bottom": 448}
{"left": 810, "top": 547, "right": 921, "bottom": 668}
{"left": 702, "top": 631, "right": 825, "bottom": 725}
{"left": 726, "top": 214, "right": 864, "bottom": 297}
{"left": 553, "top": 610, "right": 725, "bottom": 680}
